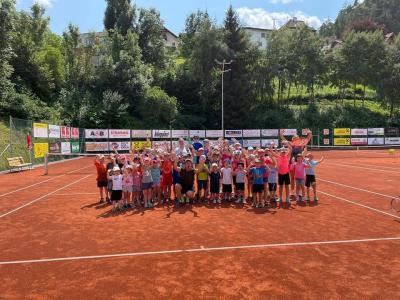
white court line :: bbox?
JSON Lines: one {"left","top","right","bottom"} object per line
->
{"left": 326, "top": 161, "right": 400, "bottom": 171}
{"left": 319, "top": 178, "right": 394, "bottom": 199}
{"left": 0, "top": 175, "right": 92, "bottom": 219}
{"left": 0, "top": 165, "right": 92, "bottom": 198}
{"left": 324, "top": 162, "right": 399, "bottom": 174}
{"left": 0, "top": 236, "right": 399, "bottom": 266}
{"left": 319, "top": 190, "right": 400, "bottom": 220}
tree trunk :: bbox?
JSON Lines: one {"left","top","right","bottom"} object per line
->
{"left": 287, "top": 82, "right": 291, "bottom": 100}
{"left": 363, "top": 84, "right": 366, "bottom": 107}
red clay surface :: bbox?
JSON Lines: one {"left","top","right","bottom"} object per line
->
{"left": 0, "top": 151, "right": 400, "bottom": 299}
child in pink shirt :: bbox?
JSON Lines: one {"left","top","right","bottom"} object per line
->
{"left": 291, "top": 154, "right": 310, "bottom": 202}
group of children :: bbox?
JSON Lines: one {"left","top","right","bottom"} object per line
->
{"left": 94, "top": 130, "right": 324, "bottom": 212}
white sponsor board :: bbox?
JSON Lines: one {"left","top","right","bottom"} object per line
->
{"left": 109, "top": 141, "right": 131, "bottom": 151}
{"left": 261, "top": 139, "right": 279, "bottom": 148}
{"left": 351, "top": 128, "right": 368, "bottom": 136}
{"left": 61, "top": 142, "right": 71, "bottom": 154}
{"left": 367, "top": 128, "right": 384, "bottom": 136}
{"left": 206, "top": 130, "right": 223, "bottom": 138}
{"left": 132, "top": 130, "right": 152, "bottom": 138}
{"left": 280, "top": 129, "right": 298, "bottom": 136}
{"left": 33, "top": 123, "right": 48, "bottom": 138}
{"left": 152, "top": 130, "right": 171, "bottom": 139}
{"left": 85, "top": 142, "right": 109, "bottom": 152}
{"left": 351, "top": 138, "right": 368, "bottom": 146}
{"left": 385, "top": 137, "right": 400, "bottom": 145}
{"left": 171, "top": 130, "right": 189, "bottom": 139}
{"left": 261, "top": 129, "right": 279, "bottom": 137}
{"left": 85, "top": 129, "right": 109, "bottom": 139}
{"left": 48, "top": 125, "right": 61, "bottom": 138}
{"left": 189, "top": 130, "right": 206, "bottom": 138}
{"left": 242, "top": 140, "right": 261, "bottom": 148}
{"left": 109, "top": 129, "right": 130, "bottom": 139}
{"left": 242, "top": 129, "right": 261, "bottom": 138}
{"left": 323, "top": 129, "right": 330, "bottom": 135}
{"left": 368, "top": 138, "right": 385, "bottom": 145}
{"left": 225, "top": 130, "right": 242, "bottom": 138}
{"left": 152, "top": 141, "right": 171, "bottom": 152}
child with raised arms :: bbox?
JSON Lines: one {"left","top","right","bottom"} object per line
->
{"left": 122, "top": 165, "right": 134, "bottom": 208}
{"left": 221, "top": 160, "right": 233, "bottom": 202}
{"left": 305, "top": 153, "right": 324, "bottom": 202}
{"left": 249, "top": 158, "right": 268, "bottom": 208}
{"left": 234, "top": 162, "right": 247, "bottom": 204}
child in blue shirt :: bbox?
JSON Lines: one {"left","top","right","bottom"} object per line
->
{"left": 250, "top": 159, "right": 268, "bottom": 208}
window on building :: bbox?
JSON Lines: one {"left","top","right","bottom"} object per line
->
{"left": 258, "top": 41, "right": 263, "bottom": 47}
{"left": 261, "top": 32, "right": 266, "bottom": 38}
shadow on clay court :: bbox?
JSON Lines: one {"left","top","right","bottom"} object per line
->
{"left": 165, "top": 205, "right": 199, "bottom": 218}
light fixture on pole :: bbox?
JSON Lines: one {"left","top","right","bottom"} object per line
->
{"left": 215, "top": 59, "right": 233, "bottom": 135}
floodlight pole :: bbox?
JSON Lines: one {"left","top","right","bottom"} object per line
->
{"left": 215, "top": 59, "right": 233, "bottom": 135}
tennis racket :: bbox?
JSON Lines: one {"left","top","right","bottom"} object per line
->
{"left": 391, "top": 196, "right": 400, "bottom": 213}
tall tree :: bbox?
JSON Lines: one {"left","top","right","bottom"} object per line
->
{"left": 104, "top": 0, "right": 135, "bottom": 35}
{"left": 222, "top": 5, "right": 256, "bottom": 128}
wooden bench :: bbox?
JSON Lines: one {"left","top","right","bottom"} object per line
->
{"left": 7, "top": 157, "right": 33, "bottom": 172}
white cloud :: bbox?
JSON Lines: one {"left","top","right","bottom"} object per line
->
{"left": 33, "top": 0, "right": 54, "bottom": 8}
{"left": 236, "top": 7, "right": 322, "bottom": 30}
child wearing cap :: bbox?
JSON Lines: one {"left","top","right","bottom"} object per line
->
{"left": 249, "top": 159, "right": 268, "bottom": 208}
{"left": 221, "top": 160, "right": 233, "bottom": 202}
{"left": 209, "top": 163, "right": 221, "bottom": 204}
{"left": 107, "top": 163, "right": 123, "bottom": 212}
{"left": 94, "top": 155, "right": 108, "bottom": 203}
{"left": 141, "top": 157, "right": 154, "bottom": 208}
{"left": 234, "top": 162, "right": 247, "bottom": 204}
{"left": 195, "top": 155, "right": 209, "bottom": 203}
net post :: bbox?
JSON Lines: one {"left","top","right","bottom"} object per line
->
{"left": 44, "top": 153, "right": 49, "bottom": 175}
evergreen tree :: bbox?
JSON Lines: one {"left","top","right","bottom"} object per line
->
{"left": 104, "top": 0, "right": 135, "bottom": 35}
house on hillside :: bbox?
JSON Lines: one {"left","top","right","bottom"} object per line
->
{"left": 243, "top": 27, "right": 273, "bottom": 49}
{"left": 281, "top": 17, "right": 317, "bottom": 33}
{"left": 163, "top": 27, "right": 179, "bottom": 49}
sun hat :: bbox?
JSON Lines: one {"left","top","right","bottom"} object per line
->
{"left": 248, "top": 146, "right": 254, "bottom": 151}
{"left": 212, "top": 163, "right": 218, "bottom": 167}
{"left": 113, "top": 166, "right": 121, "bottom": 172}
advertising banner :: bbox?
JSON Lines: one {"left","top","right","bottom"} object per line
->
{"left": 152, "top": 130, "right": 171, "bottom": 139}
{"left": 61, "top": 142, "right": 71, "bottom": 154}
{"left": 85, "top": 142, "right": 109, "bottom": 152}
{"left": 280, "top": 129, "right": 297, "bottom": 136}
{"left": 109, "top": 141, "right": 131, "bottom": 151}
{"left": 368, "top": 138, "right": 384, "bottom": 145}
{"left": 261, "top": 129, "right": 279, "bottom": 137}
{"left": 132, "top": 130, "right": 152, "bottom": 138}
{"left": 132, "top": 141, "right": 152, "bottom": 150}
{"left": 385, "top": 128, "right": 400, "bottom": 137}
{"left": 206, "top": 130, "right": 223, "bottom": 138}
{"left": 60, "top": 126, "right": 71, "bottom": 139}
{"left": 108, "top": 129, "right": 130, "bottom": 139}
{"left": 49, "top": 142, "right": 61, "bottom": 153}
{"left": 323, "top": 129, "right": 330, "bottom": 135}
{"left": 242, "top": 129, "right": 261, "bottom": 138}
{"left": 334, "top": 128, "right": 351, "bottom": 136}
{"left": 189, "top": 130, "right": 206, "bottom": 138}
{"left": 351, "top": 138, "right": 368, "bottom": 146}
{"left": 171, "top": 130, "right": 189, "bottom": 139}
{"left": 367, "top": 128, "right": 384, "bottom": 136}
{"left": 85, "top": 129, "right": 109, "bottom": 139}
{"left": 33, "top": 123, "right": 48, "bottom": 138}
{"left": 261, "top": 139, "right": 279, "bottom": 148}
{"left": 323, "top": 139, "right": 330, "bottom": 145}
{"left": 71, "top": 127, "right": 79, "bottom": 139}
{"left": 385, "top": 137, "right": 400, "bottom": 145}
{"left": 242, "top": 140, "right": 261, "bottom": 148}
{"left": 34, "top": 143, "right": 49, "bottom": 158}
{"left": 351, "top": 128, "right": 368, "bottom": 136}
{"left": 225, "top": 130, "right": 242, "bottom": 138}
{"left": 71, "top": 142, "right": 80, "bottom": 153}
{"left": 334, "top": 138, "right": 351, "bottom": 146}
{"left": 48, "top": 125, "right": 60, "bottom": 138}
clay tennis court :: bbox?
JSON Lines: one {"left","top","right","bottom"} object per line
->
{"left": 1, "top": 149, "right": 399, "bottom": 299}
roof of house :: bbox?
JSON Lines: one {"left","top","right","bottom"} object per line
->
{"left": 243, "top": 26, "right": 274, "bottom": 32}
{"left": 282, "top": 17, "right": 316, "bottom": 32}
{"left": 163, "top": 27, "right": 178, "bottom": 39}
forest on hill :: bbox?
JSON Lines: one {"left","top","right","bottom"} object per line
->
{"left": 0, "top": 0, "right": 399, "bottom": 130}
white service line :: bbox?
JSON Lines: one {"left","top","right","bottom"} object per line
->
{"left": 0, "top": 174, "right": 92, "bottom": 219}
{"left": 319, "top": 190, "right": 400, "bottom": 220}
{"left": 324, "top": 162, "right": 400, "bottom": 174}
{"left": 326, "top": 161, "right": 400, "bottom": 171}
{"left": 0, "top": 165, "right": 92, "bottom": 198}
{"left": 0, "top": 236, "right": 399, "bottom": 266}
{"left": 319, "top": 178, "right": 394, "bottom": 198}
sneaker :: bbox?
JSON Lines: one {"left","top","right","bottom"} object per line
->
{"left": 235, "top": 199, "right": 241, "bottom": 204}
{"left": 213, "top": 199, "right": 217, "bottom": 204}
{"left": 186, "top": 198, "right": 190, "bottom": 204}
{"left": 217, "top": 199, "right": 221, "bottom": 204}
{"left": 99, "top": 198, "right": 105, "bottom": 204}
{"left": 314, "top": 197, "right": 319, "bottom": 202}
{"left": 306, "top": 197, "right": 311, "bottom": 202}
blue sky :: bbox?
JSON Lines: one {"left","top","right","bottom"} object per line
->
{"left": 16, "top": 0, "right": 349, "bottom": 35}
